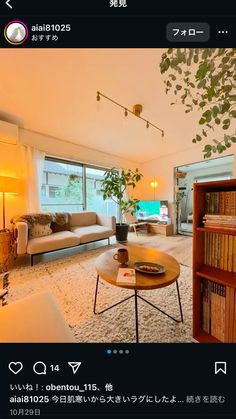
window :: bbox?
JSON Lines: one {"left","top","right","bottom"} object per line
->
{"left": 86, "top": 167, "right": 117, "bottom": 217}
{"left": 49, "top": 186, "right": 60, "bottom": 198}
{"left": 40, "top": 157, "right": 117, "bottom": 218}
{"left": 41, "top": 158, "right": 84, "bottom": 212}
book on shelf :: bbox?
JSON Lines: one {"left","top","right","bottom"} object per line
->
{"left": 225, "top": 191, "right": 231, "bottom": 215}
{"left": 233, "top": 236, "right": 236, "bottom": 273}
{"left": 204, "top": 191, "right": 236, "bottom": 216}
{"left": 220, "top": 234, "right": 224, "bottom": 270}
{"left": 225, "top": 286, "right": 236, "bottom": 342}
{"left": 201, "top": 280, "right": 210, "bottom": 334}
{"left": 223, "top": 234, "right": 229, "bottom": 272}
{"left": 203, "top": 214, "right": 236, "bottom": 228}
{"left": 231, "top": 191, "right": 236, "bottom": 215}
{"left": 201, "top": 279, "right": 236, "bottom": 342}
{"left": 210, "top": 282, "right": 226, "bottom": 342}
{"left": 219, "top": 191, "right": 225, "bottom": 214}
{"left": 204, "top": 232, "right": 236, "bottom": 273}
{"left": 228, "top": 235, "right": 233, "bottom": 273}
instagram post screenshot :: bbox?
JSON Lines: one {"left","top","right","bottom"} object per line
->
{"left": 0, "top": 1, "right": 236, "bottom": 417}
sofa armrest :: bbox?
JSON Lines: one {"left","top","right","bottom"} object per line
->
{"left": 14, "top": 221, "right": 28, "bottom": 254}
{"left": 96, "top": 214, "right": 116, "bottom": 234}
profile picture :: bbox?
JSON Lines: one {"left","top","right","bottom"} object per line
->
{"left": 4, "top": 21, "right": 28, "bottom": 45}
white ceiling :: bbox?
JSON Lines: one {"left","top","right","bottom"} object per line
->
{"left": 0, "top": 49, "right": 221, "bottom": 163}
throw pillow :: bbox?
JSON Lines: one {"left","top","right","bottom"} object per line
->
{"left": 50, "top": 222, "right": 70, "bottom": 233}
{"left": 29, "top": 223, "right": 52, "bottom": 239}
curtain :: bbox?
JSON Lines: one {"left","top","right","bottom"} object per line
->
{"left": 23, "top": 146, "right": 45, "bottom": 213}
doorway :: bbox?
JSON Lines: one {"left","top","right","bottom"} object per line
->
{"left": 175, "top": 155, "right": 234, "bottom": 236}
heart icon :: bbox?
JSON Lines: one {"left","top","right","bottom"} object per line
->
{"left": 8, "top": 362, "right": 23, "bottom": 375}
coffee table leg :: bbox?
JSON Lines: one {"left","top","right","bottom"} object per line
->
{"left": 135, "top": 290, "right": 139, "bottom": 343}
{"left": 94, "top": 275, "right": 134, "bottom": 315}
{"left": 137, "top": 278, "right": 184, "bottom": 323}
{"left": 176, "top": 280, "right": 184, "bottom": 322}
{"left": 93, "top": 275, "right": 100, "bottom": 314}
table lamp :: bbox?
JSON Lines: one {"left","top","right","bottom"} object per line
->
{"left": 0, "top": 176, "right": 20, "bottom": 230}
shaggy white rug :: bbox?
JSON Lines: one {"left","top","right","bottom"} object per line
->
{"left": 7, "top": 243, "right": 193, "bottom": 343}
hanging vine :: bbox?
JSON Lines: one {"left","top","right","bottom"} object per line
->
{"left": 160, "top": 48, "right": 236, "bottom": 158}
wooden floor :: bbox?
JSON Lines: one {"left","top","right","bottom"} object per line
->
{"left": 9, "top": 232, "right": 192, "bottom": 269}
{"left": 127, "top": 232, "right": 192, "bottom": 267}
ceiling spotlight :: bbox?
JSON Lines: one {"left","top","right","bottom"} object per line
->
{"left": 124, "top": 108, "right": 128, "bottom": 117}
{"left": 146, "top": 121, "right": 149, "bottom": 128}
{"left": 96, "top": 92, "right": 100, "bottom": 101}
{"left": 161, "top": 130, "right": 164, "bottom": 138}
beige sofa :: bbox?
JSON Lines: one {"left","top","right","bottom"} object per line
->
{"left": 14, "top": 211, "right": 116, "bottom": 265}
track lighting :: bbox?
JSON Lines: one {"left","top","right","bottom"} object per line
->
{"left": 96, "top": 91, "right": 164, "bottom": 137}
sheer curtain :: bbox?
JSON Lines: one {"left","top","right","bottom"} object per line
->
{"left": 23, "top": 146, "right": 45, "bottom": 213}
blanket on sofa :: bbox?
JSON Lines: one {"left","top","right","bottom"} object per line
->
{"left": 11, "top": 212, "right": 71, "bottom": 228}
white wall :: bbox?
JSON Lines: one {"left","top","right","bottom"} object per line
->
{"left": 19, "top": 129, "right": 139, "bottom": 171}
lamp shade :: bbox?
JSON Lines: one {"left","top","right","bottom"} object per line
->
{"left": 0, "top": 176, "right": 20, "bottom": 193}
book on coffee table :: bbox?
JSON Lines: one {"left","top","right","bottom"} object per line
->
{"left": 116, "top": 268, "right": 136, "bottom": 284}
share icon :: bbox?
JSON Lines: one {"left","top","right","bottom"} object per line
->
{"left": 68, "top": 362, "right": 82, "bottom": 374}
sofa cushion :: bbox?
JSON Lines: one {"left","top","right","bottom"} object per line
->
{"left": 0, "top": 292, "right": 75, "bottom": 343}
{"left": 70, "top": 211, "right": 97, "bottom": 227}
{"left": 29, "top": 222, "right": 52, "bottom": 239}
{"left": 27, "top": 231, "right": 80, "bottom": 254}
{"left": 71, "top": 225, "right": 113, "bottom": 244}
{"left": 51, "top": 221, "right": 70, "bottom": 233}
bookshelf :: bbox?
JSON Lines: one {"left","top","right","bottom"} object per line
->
{"left": 193, "top": 179, "right": 236, "bottom": 343}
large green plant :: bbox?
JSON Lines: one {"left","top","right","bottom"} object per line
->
{"left": 55, "top": 174, "right": 95, "bottom": 207}
{"left": 160, "top": 48, "right": 236, "bottom": 158}
{"left": 101, "top": 168, "right": 143, "bottom": 224}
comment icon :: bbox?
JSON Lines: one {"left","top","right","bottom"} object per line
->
{"left": 33, "top": 361, "right": 47, "bottom": 375}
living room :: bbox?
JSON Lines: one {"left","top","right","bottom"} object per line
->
{"left": 0, "top": 48, "right": 236, "bottom": 344}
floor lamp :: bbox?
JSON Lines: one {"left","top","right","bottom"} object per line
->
{"left": 150, "top": 180, "right": 158, "bottom": 201}
{"left": 0, "top": 176, "right": 19, "bottom": 230}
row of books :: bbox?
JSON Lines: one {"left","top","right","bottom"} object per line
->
{"left": 201, "top": 280, "right": 236, "bottom": 342}
{"left": 203, "top": 214, "right": 236, "bottom": 229}
{"left": 205, "top": 191, "right": 236, "bottom": 215}
{"left": 201, "top": 280, "right": 226, "bottom": 341}
{"left": 204, "top": 232, "right": 236, "bottom": 272}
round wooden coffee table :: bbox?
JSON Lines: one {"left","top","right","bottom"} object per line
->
{"left": 94, "top": 246, "right": 183, "bottom": 343}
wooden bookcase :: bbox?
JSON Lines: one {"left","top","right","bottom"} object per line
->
{"left": 193, "top": 179, "right": 236, "bottom": 343}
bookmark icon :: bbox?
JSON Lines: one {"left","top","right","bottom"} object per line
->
{"left": 215, "top": 361, "right": 227, "bottom": 375}
{"left": 68, "top": 362, "right": 82, "bottom": 374}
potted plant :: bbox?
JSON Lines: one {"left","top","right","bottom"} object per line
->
{"left": 101, "top": 168, "right": 143, "bottom": 242}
